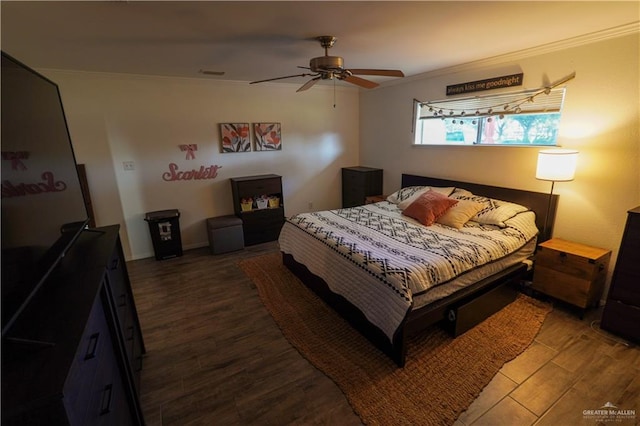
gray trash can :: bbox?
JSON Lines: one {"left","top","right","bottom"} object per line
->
{"left": 144, "top": 209, "right": 183, "bottom": 260}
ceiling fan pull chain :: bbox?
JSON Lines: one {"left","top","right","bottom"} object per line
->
{"left": 333, "top": 78, "right": 336, "bottom": 108}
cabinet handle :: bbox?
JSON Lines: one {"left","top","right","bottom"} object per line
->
{"left": 100, "top": 384, "right": 113, "bottom": 415}
{"left": 136, "top": 355, "right": 143, "bottom": 372}
{"left": 110, "top": 257, "right": 119, "bottom": 270}
{"left": 127, "top": 326, "right": 135, "bottom": 341}
{"left": 117, "top": 293, "right": 127, "bottom": 308}
{"left": 85, "top": 333, "right": 100, "bottom": 359}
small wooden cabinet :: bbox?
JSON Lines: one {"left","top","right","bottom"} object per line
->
{"left": 600, "top": 206, "right": 640, "bottom": 342}
{"left": 532, "top": 238, "right": 611, "bottom": 313}
{"left": 230, "top": 174, "right": 285, "bottom": 246}
{"left": 342, "top": 166, "right": 383, "bottom": 208}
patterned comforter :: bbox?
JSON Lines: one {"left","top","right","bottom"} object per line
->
{"left": 278, "top": 201, "right": 538, "bottom": 342}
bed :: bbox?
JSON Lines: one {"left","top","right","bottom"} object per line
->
{"left": 279, "top": 174, "right": 558, "bottom": 367}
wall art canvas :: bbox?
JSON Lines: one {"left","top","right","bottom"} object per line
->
{"left": 253, "top": 123, "right": 282, "bottom": 151}
{"left": 220, "top": 123, "right": 251, "bottom": 152}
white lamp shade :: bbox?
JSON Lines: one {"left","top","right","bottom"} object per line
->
{"left": 536, "top": 149, "right": 579, "bottom": 182}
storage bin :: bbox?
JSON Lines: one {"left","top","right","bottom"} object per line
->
{"left": 268, "top": 197, "right": 280, "bottom": 208}
{"left": 256, "top": 198, "right": 268, "bottom": 209}
{"left": 206, "top": 215, "right": 244, "bottom": 254}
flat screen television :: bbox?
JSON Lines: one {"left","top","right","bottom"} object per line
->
{"left": 1, "top": 52, "right": 89, "bottom": 337}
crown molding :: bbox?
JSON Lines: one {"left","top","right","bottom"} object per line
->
{"left": 388, "top": 22, "right": 640, "bottom": 87}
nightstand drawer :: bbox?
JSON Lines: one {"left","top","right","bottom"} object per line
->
{"left": 535, "top": 247, "right": 606, "bottom": 281}
{"left": 532, "top": 265, "right": 595, "bottom": 308}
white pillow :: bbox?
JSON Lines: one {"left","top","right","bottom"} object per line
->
{"left": 387, "top": 186, "right": 455, "bottom": 205}
{"left": 450, "top": 189, "right": 529, "bottom": 227}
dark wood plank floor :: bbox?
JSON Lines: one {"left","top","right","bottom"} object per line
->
{"left": 127, "top": 243, "right": 639, "bottom": 425}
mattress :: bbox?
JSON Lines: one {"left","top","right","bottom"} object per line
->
{"left": 278, "top": 200, "right": 538, "bottom": 342}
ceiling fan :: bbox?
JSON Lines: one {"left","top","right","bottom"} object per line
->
{"left": 250, "top": 36, "right": 404, "bottom": 92}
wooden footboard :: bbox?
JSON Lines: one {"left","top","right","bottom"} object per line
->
{"left": 283, "top": 252, "right": 528, "bottom": 367}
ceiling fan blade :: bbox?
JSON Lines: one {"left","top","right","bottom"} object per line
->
{"left": 348, "top": 69, "right": 405, "bottom": 77}
{"left": 342, "top": 75, "right": 379, "bottom": 89}
{"left": 296, "top": 77, "right": 321, "bottom": 92}
{"left": 250, "top": 73, "right": 316, "bottom": 84}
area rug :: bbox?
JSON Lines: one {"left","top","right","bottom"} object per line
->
{"left": 238, "top": 252, "right": 552, "bottom": 425}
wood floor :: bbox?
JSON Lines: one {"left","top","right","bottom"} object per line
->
{"left": 127, "top": 242, "right": 640, "bottom": 426}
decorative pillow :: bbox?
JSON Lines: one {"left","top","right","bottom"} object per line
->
{"left": 397, "top": 189, "right": 429, "bottom": 210}
{"left": 437, "top": 199, "right": 484, "bottom": 229}
{"left": 451, "top": 189, "right": 529, "bottom": 227}
{"left": 387, "top": 186, "right": 455, "bottom": 204}
{"left": 402, "top": 190, "right": 459, "bottom": 226}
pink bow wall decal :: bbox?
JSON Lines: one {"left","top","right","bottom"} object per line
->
{"left": 179, "top": 144, "right": 198, "bottom": 160}
{"left": 1, "top": 151, "right": 29, "bottom": 170}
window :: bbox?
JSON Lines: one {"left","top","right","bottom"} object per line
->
{"left": 414, "top": 87, "right": 566, "bottom": 146}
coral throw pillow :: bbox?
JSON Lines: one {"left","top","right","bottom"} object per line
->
{"left": 402, "top": 190, "right": 458, "bottom": 226}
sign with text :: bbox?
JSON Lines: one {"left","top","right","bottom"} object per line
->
{"left": 446, "top": 73, "right": 523, "bottom": 96}
{"left": 162, "top": 163, "right": 222, "bottom": 181}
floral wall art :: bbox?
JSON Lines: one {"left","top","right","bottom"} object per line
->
{"left": 220, "top": 123, "right": 251, "bottom": 152}
{"left": 253, "top": 122, "right": 282, "bottom": 151}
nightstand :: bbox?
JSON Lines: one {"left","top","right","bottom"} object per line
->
{"left": 532, "top": 238, "right": 611, "bottom": 316}
{"left": 365, "top": 195, "right": 386, "bottom": 204}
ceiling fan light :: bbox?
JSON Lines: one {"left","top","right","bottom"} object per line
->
{"left": 310, "top": 56, "right": 344, "bottom": 72}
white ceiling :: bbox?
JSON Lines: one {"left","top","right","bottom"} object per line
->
{"left": 1, "top": 1, "right": 638, "bottom": 89}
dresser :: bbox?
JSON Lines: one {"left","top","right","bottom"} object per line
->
{"left": 230, "top": 174, "right": 285, "bottom": 245}
{"left": 342, "top": 167, "right": 383, "bottom": 208}
{"left": 1, "top": 226, "right": 145, "bottom": 425}
{"left": 600, "top": 206, "right": 640, "bottom": 342}
{"left": 532, "top": 238, "right": 611, "bottom": 316}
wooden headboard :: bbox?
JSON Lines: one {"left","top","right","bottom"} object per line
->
{"left": 401, "top": 174, "right": 558, "bottom": 242}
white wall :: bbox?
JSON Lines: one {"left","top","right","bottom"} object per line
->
{"left": 359, "top": 32, "right": 640, "bottom": 294}
{"left": 43, "top": 72, "right": 360, "bottom": 260}
{"left": 39, "top": 29, "right": 639, "bottom": 293}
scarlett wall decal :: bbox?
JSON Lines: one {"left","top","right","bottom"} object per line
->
{"left": 1, "top": 151, "right": 69, "bottom": 197}
{"left": 161, "top": 144, "right": 222, "bottom": 182}
{"left": 162, "top": 164, "right": 222, "bottom": 181}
